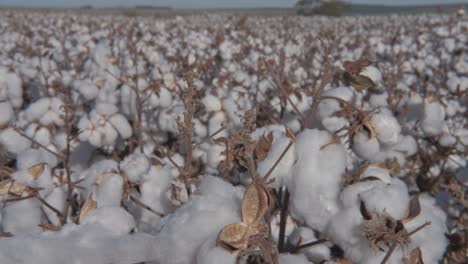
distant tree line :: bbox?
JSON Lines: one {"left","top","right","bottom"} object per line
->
{"left": 295, "top": 0, "right": 350, "bottom": 16}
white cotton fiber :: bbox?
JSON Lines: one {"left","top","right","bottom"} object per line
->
{"left": 288, "top": 129, "right": 346, "bottom": 232}
{"left": 120, "top": 151, "right": 150, "bottom": 183}
{"left": 83, "top": 206, "right": 136, "bottom": 236}
{"left": 370, "top": 108, "right": 401, "bottom": 147}
{"left": 0, "top": 102, "right": 13, "bottom": 125}
{"left": 152, "top": 176, "right": 243, "bottom": 264}
{"left": 96, "top": 174, "right": 123, "bottom": 207}
{"left": 422, "top": 99, "right": 445, "bottom": 136}
{"left": 2, "top": 199, "right": 42, "bottom": 234}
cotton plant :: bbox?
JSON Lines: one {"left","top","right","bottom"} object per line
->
{"left": 77, "top": 103, "right": 132, "bottom": 150}
{"left": 0, "top": 10, "right": 465, "bottom": 264}
{"left": 327, "top": 165, "right": 448, "bottom": 264}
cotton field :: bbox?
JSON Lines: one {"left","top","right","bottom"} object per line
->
{"left": 0, "top": 9, "right": 466, "bottom": 264}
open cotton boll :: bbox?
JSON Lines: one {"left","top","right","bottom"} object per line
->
{"left": 195, "top": 236, "right": 237, "bottom": 264}
{"left": 25, "top": 97, "right": 64, "bottom": 126}
{"left": 289, "top": 227, "right": 330, "bottom": 262}
{"left": 351, "top": 130, "right": 380, "bottom": 161}
{"left": 360, "top": 65, "right": 382, "bottom": 85}
{"left": 393, "top": 135, "right": 418, "bottom": 157}
{"left": 318, "top": 87, "right": 355, "bottom": 120}
{"left": 0, "top": 70, "right": 23, "bottom": 108}
{"left": 2, "top": 199, "right": 42, "bottom": 234}
{"left": 208, "top": 111, "right": 227, "bottom": 138}
{"left": 361, "top": 165, "right": 392, "bottom": 183}
{"left": 78, "top": 159, "right": 119, "bottom": 197}
{"left": 256, "top": 133, "right": 295, "bottom": 189}
{"left": 206, "top": 142, "right": 226, "bottom": 173}
{"left": 73, "top": 79, "right": 99, "bottom": 101}
{"left": 288, "top": 129, "right": 346, "bottom": 232}
{"left": 0, "top": 224, "right": 157, "bottom": 264}
{"left": 83, "top": 206, "right": 136, "bottom": 236}
{"left": 328, "top": 178, "right": 410, "bottom": 264}
{"left": 359, "top": 178, "right": 409, "bottom": 220}
{"left": 370, "top": 108, "right": 401, "bottom": 147}
{"left": 447, "top": 76, "right": 467, "bottom": 92}
{"left": 202, "top": 94, "right": 222, "bottom": 112}
{"left": 139, "top": 165, "right": 173, "bottom": 230}
{"left": 0, "top": 101, "right": 13, "bottom": 125}
{"left": 421, "top": 98, "right": 446, "bottom": 136}
{"left": 44, "top": 187, "right": 66, "bottom": 226}
{"left": 120, "top": 152, "right": 150, "bottom": 183}
{"left": 404, "top": 194, "right": 448, "bottom": 263}
{"left": 11, "top": 164, "right": 54, "bottom": 197}
{"left": 152, "top": 176, "right": 243, "bottom": 264}
{"left": 0, "top": 127, "right": 31, "bottom": 155}
{"left": 96, "top": 174, "right": 123, "bottom": 207}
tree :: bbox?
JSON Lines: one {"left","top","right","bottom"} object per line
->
{"left": 296, "top": 0, "right": 350, "bottom": 17}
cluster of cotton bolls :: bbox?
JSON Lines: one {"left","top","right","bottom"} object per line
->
{"left": 0, "top": 8, "right": 465, "bottom": 264}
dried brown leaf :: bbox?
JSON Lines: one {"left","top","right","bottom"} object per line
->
{"left": 254, "top": 132, "right": 273, "bottom": 162}
{"left": 403, "top": 247, "right": 424, "bottom": 264}
{"left": 38, "top": 223, "right": 62, "bottom": 232}
{"left": 78, "top": 194, "right": 96, "bottom": 224}
{"left": 343, "top": 59, "right": 371, "bottom": 74}
{"left": 9, "top": 181, "right": 26, "bottom": 196}
{"left": 27, "top": 163, "right": 46, "bottom": 179}
{"left": 403, "top": 196, "right": 421, "bottom": 223}
{"left": 360, "top": 200, "right": 372, "bottom": 220}
{"left": 217, "top": 223, "right": 249, "bottom": 251}
{"left": 0, "top": 179, "right": 13, "bottom": 196}
{"left": 344, "top": 73, "right": 375, "bottom": 92}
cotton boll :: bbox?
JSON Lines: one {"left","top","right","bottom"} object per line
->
{"left": 195, "top": 236, "right": 237, "bottom": 264}
{"left": 208, "top": 111, "right": 227, "bottom": 138}
{"left": 288, "top": 129, "right": 346, "bottom": 232}
{"left": 202, "top": 94, "right": 222, "bottom": 112}
{"left": 359, "top": 178, "right": 409, "bottom": 220}
{"left": 0, "top": 102, "right": 13, "bottom": 125}
{"left": 152, "top": 176, "right": 243, "bottom": 264}
{"left": 120, "top": 152, "right": 150, "bottom": 183}
{"left": 193, "top": 118, "right": 208, "bottom": 139}
{"left": 327, "top": 207, "right": 368, "bottom": 261}
{"left": 439, "top": 133, "right": 456, "bottom": 147}
{"left": 318, "top": 87, "right": 354, "bottom": 120}
{"left": 158, "top": 87, "right": 173, "bottom": 108}
{"left": 370, "top": 108, "right": 401, "bottom": 147}
{"left": 256, "top": 133, "right": 295, "bottom": 188}
{"left": 321, "top": 116, "right": 349, "bottom": 134}
{"left": 361, "top": 165, "right": 392, "bottom": 183}
{"left": 0, "top": 127, "right": 27, "bottom": 154}
{"left": 360, "top": 65, "right": 382, "bottom": 85}
{"left": 205, "top": 143, "right": 225, "bottom": 174}
{"left": 11, "top": 164, "right": 54, "bottom": 197}
{"left": 421, "top": 98, "right": 445, "bottom": 136}
{"left": 44, "top": 187, "right": 66, "bottom": 226}
{"left": 96, "top": 174, "right": 123, "bottom": 207}
{"left": 2, "top": 199, "right": 42, "bottom": 234}
{"left": 139, "top": 166, "right": 173, "bottom": 230}
{"left": 83, "top": 206, "right": 136, "bottom": 236}
{"left": 351, "top": 131, "right": 380, "bottom": 160}
{"left": 393, "top": 135, "right": 417, "bottom": 157}
{"left": 404, "top": 195, "right": 448, "bottom": 263}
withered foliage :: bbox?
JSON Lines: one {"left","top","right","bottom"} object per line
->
{"left": 360, "top": 196, "right": 432, "bottom": 264}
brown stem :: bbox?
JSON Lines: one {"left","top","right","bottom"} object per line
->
{"left": 130, "top": 195, "right": 165, "bottom": 217}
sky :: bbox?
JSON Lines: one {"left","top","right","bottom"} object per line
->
{"left": 0, "top": 0, "right": 466, "bottom": 8}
